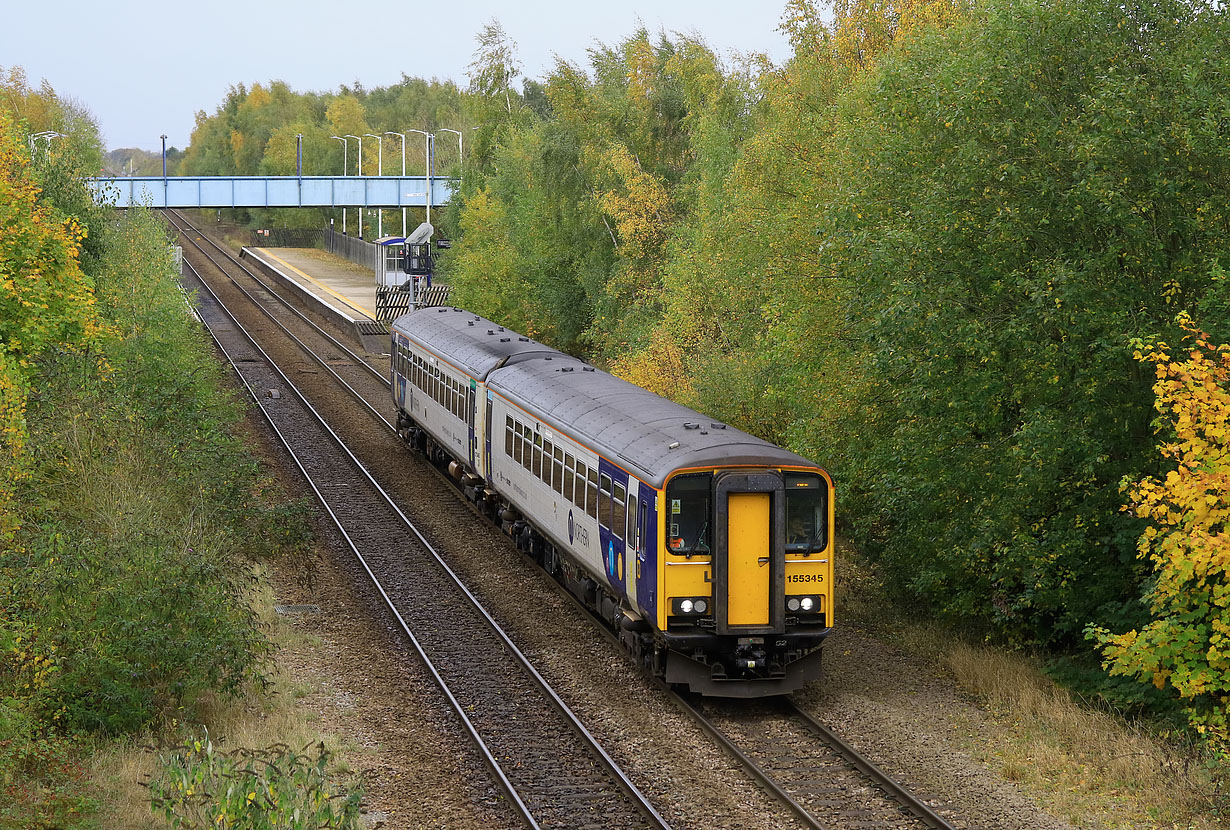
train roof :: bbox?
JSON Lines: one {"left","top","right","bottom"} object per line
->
{"left": 488, "top": 354, "right": 820, "bottom": 488}
{"left": 392, "top": 306, "right": 555, "bottom": 379}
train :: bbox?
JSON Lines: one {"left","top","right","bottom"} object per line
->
{"left": 390, "top": 306, "right": 834, "bottom": 697}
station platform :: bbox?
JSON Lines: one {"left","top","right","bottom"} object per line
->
{"left": 240, "top": 247, "right": 385, "bottom": 339}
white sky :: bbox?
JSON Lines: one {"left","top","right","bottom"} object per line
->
{"left": 2, "top": 0, "right": 798, "bottom": 152}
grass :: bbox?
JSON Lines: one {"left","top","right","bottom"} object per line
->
{"left": 835, "top": 538, "right": 1225, "bottom": 829}
{"left": 86, "top": 564, "right": 360, "bottom": 829}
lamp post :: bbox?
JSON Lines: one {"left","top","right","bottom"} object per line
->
{"left": 330, "top": 135, "right": 348, "bottom": 235}
{"left": 364, "top": 133, "right": 383, "bottom": 237}
{"left": 385, "top": 131, "right": 407, "bottom": 237}
{"left": 407, "top": 129, "right": 433, "bottom": 226}
{"left": 439, "top": 128, "right": 463, "bottom": 170}
{"left": 345, "top": 134, "right": 363, "bottom": 238}
{"left": 161, "top": 134, "right": 168, "bottom": 205}
{"left": 29, "top": 131, "right": 58, "bottom": 157}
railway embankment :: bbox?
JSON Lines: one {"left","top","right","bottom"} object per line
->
{"left": 0, "top": 126, "right": 364, "bottom": 827}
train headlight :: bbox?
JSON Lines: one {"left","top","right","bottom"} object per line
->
{"left": 787, "top": 595, "right": 822, "bottom": 614}
{"left": 672, "top": 596, "right": 711, "bottom": 616}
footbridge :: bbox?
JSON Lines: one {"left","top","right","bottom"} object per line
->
{"left": 85, "top": 175, "right": 455, "bottom": 209}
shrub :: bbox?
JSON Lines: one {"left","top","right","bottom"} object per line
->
{"left": 148, "top": 732, "right": 363, "bottom": 830}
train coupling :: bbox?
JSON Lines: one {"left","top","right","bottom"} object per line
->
{"left": 734, "top": 641, "right": 768, "bottom": 670}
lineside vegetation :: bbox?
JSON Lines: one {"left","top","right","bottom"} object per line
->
{"left": 0, "top": 73, "right": 357, "bottom": 828}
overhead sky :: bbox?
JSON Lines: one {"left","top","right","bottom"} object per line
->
{"left": 2, "top": 0, "right": 801, "bottom": 153}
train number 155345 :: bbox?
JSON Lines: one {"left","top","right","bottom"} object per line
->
{"left": 786, "top": 573, "right": 825, "bottom": 584}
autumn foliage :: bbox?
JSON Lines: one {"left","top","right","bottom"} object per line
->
{"left": 1093, "top": 315, "right": 1230, "bottom": 747}
{"left": 0, "top": 111, "right": 100, "bottom": 538}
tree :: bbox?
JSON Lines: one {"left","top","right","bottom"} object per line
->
{"left": 1091, "top": 313, "right": 1230, "bottom": 751}
{"left": 468, "top": 20, "right": 521, "bottom": 116}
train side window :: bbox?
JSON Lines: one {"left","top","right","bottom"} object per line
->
{"left": 628, "top": 494, "right": 638, "bottom": 544}
{"left": 522, "top": 426, "right": 533, "bottom": 470}
{"left": 533, "top": 433, "right": 543, "bottom": 478}
{"left": 598, "top": 474, "right": 612, "bottom": 529}
{"left": 563, "top": 454, "right": 575, "bottom": 502}
{"left": 552, "top": 447, "right": 564, "bottom": 494}
{"left": 542, "top": 441, "right": 554, "bottom": 486}
{"left": 587, "top": 468, "right": 599, "bottom": 519}
{"left": 413, "top": 356, "right": 421, "bottom": 388}
{"left": 613, "top": 482, "right": 626, "bottom": 539}
{"left": 505, "top": 416, "right": 514, "bottom": 457}
{"left": 513, "top": 426, "right": 523, "bottom": 464}
{"left": 638, "top": 500, "right": 648, "bottom": 555}
{"left": 431, "top": 366, "right": 439, "bottom": 402}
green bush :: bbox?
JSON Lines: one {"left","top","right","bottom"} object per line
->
{"left": 148, "top": 732, "right": 362, "bottom": 830}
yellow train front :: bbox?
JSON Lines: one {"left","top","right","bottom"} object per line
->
{"left": 653, "top": 464, "right": 833, "bottom": 696}
{"left": 390, "top": 306, "right": 833, "bottom": 697}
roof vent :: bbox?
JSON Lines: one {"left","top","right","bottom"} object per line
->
{"left": 519, "top": 337, "right": 529, "bottom": 342}
{"left": 668, "top": 441, "right": 680, "bottom": 450}
{"left": 500, "top": 337, "right": 511, "bottom": 342}
{"left": 711, "top": 423, "right": 727, "bottom": 429}
{"left": 498, "top": 327, "right": 505, "bottom": 332}
{"left": 700, "top": 430, "right": 709, "bottom": 435}
{"left": 545, "top": 356, "right": 553, "bottom": 360}
{"left": 560, "top": 367, "right": 575, "bottom": 372}
{"left": 683, "top": 422, "right": 700, "bottom": 430}
{"left": 453, "top": 307, "right": 462, "bottom": 311}
{"left": 437, "top": 308, "right": 448, "bottom": 313}
{"left": 467, "top": 321, "right": 474, "bottom": 327}
{"left": 487, "top": 330, "right": 495, "bottom": 335}
{"left": 583, "top": 367, "right": 596, "bottom": 372}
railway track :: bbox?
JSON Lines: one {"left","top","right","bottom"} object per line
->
{"left": 177, "top": 249, "right": 668, "bottom": 830}
{"left": 171, "top": 211, "right": 963, "bottom": 829}
{"left": 677, "top": 696, "right": 959, "bottom": 829}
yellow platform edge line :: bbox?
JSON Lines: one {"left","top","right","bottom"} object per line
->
{"left": 253, "top": 248, "right": 377, "bottom": 320}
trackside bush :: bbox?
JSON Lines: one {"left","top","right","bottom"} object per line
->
{"left": 148, "top": 732, "right": 362, "bottom": 830}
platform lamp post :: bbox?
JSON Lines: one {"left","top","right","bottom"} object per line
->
{"left": 161, "top": 134, "right": 168, "bottom": 205}
{"left": 28, "top": 130, "right": 54, "bottom": 155}
{"left": 330, "top": 135, "right": 349, "bottom": 235}
{"left": 439, "top": 128, "right": 463, "bottom": 171}
{"left": 345, "top": 134, "right": 363, "bottom": 238}
{"left": 364, "top": 133, "right": 383, "bottom": 238}
{"left": 385, "top": 131, "right": 407, "bottom": 238}
{"left": 407, "top": 129, "right": 433, "bottom": 226}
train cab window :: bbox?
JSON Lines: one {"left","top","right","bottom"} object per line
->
{"left": 553, "top": 448, "right": 564, "bottom": 494}
{"left": 612, "top": 483, "right": 626, "bottom": 539}
{"left": 533, "top": 433, "right": 543, "bottom": 478}
{"left": 542, "top": 441, "right": 554, "bottom": 486}
{"left": 505, "top": 417, "right": 514, "bottom": 457}
{"left": 563, "top": 454, "right": 575, "bottom": 502}
{"left": 666, "top": 473, "right": 712, "bottom": 556}
{"left": 786, "top": 473, "right": 828, "bottom": 554}
{"left": 628, "top": 494, "right": 638, "bottom": 545}
{"left": 598, "top": 474, "right": 612, "bottom": 529}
